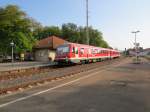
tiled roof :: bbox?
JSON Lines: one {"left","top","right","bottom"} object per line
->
{"left": 34, "top": 36, "right": 67, "bottom": 49}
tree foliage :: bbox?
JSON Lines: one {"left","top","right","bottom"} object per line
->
{"left": 33, "top": 26, "right": 62, "bottom": 40}
{"left": 34, "top": 23, "right": 109, "bottom": 48}
{"left": 61, "top": 23, "right": 80, "bottom": 43}
{"left": 61, "top": 23, "right": 109, "bottom": 48}
{"left": 0, "top": 5, "right": 37, "bottom": 54}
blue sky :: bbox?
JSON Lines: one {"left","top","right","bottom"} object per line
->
{"left": 0, "top": 0, "right": 150, "bottom": 50}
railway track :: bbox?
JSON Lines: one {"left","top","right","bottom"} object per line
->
{"left": 0, "top": 58, "right": 124, "bottom": 95}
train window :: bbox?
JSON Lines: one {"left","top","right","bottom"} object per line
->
{"left": 95, "top": 49, "right": 98, "bottom": 54}
{"left": 98, "top": 50, "right": 101, "bottom": 54}
{"left": 80, "top": 48, "right": 84, "bottom": 54}
{"left": 57, "top": 46, "right": 69, "bottom": 53}
{"left": 91, "top": 49, "right": 95, "bottom": 54}
{"left": 88, "top": 49, "right": 91, "bottom": 54}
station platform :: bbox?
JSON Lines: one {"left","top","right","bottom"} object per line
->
{"left": 0, "top": 61, "right": 55, "bottom": 72}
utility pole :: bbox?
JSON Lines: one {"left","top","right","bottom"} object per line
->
{"left": 131, "top": 30, "right": 140, "bottom": 62}
{"left": 86, "top": 0, "right": 89, "bottom": 45}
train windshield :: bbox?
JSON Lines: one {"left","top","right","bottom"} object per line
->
{"left": 57, "top": 45, "right": 69, "bottom": 54}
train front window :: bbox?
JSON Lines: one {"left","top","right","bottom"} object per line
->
{"left": 57, "top": 46, "right": 69, "bottom": 54}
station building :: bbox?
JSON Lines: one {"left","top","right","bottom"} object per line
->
{"left": 33, "top": 36, "right": 67, "bottom": 62}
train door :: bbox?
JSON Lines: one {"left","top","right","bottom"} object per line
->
{"left": 75, "top": 47, "right": 79, "bottom": 59}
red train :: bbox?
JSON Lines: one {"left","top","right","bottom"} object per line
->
{"left": 55, "top": 42, "right": 120, "bottom": 64}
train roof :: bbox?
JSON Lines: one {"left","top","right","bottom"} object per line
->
{"left": 60, "top": 42, "right": 119, "bottom": 52}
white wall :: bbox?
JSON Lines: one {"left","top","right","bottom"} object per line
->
{"left": 35, "top": 49, "right": 56, "bottom": 62}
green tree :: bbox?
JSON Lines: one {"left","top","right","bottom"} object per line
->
{"left": 78, "top": 26, "right": 87, "bottom": 44}
{"left": 33, "top": 26, "right": 62, "bottom": 40}
{"left": 62, "top": 23, "right": 80, "bottom": 43}
{"left": 0, "top": 5, "right": 36, "bottom": 55}
{"left": 31, "top": 22, "right": 109, "bottom": 48}
{"left": 78, "top": 26, "right": 109, "bottom": 48}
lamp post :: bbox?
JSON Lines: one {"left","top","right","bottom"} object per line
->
{"left": 10, "top": 41, "right": 14, "bottom": 63}
{"left": 131, "top": 30, "right": 140, "bottom": 62}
